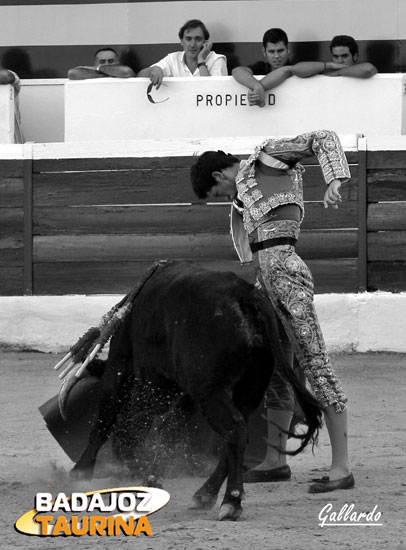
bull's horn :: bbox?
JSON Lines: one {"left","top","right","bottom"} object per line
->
{"left": 58, "top": 363, "right": 82, "bottom": 420}
{"left": 54, "top": 351, "right": 72, "bottom": 371}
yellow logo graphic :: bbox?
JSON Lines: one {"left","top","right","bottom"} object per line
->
{"left": 15, "top": 487, "right": 170, "bottom": 536}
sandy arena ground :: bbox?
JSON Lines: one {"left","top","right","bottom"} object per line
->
{"left": 0, "top": 350, "right": 405, "bottom": 550}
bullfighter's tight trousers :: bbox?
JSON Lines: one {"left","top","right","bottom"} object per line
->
{"left": 252, "top": 220, "right": 348, "bottom": 413}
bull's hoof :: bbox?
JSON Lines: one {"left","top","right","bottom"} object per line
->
{"left": 218, "top": 502, "right": 243, "bottom": 521}
{"left": 145, "top": 474, "right": 163, "bottom": 489}
{"left": 190, "top": 492, "right": 217, "bottom": 511}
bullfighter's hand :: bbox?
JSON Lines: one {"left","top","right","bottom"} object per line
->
{"left": 324, "top": 179, "right": 342, "bottom": 209}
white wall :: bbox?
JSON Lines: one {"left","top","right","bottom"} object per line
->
{"left": 1, "top": 0, "right": 405, "bottom": 46}
{"left": 65, "top": 75, "right": 406, "bottom": 142}
{"left": 19, "top": 79, "right": 66, "bottom": 143}
{"left": 1, "top": 293, "right": 405, "bottom": 353}
{"left": 3, "top": 75, "right": 405, "bottom": 143}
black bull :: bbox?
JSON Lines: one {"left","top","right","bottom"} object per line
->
{"left": 60, "top": 261, "right": 323, "bottom": 520}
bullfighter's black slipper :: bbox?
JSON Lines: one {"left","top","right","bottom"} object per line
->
{"left": 308, "top": 472, "right": 355, "bottom": 493}
{"left": 243, "top": 464, "right": 291, "bottom": 483}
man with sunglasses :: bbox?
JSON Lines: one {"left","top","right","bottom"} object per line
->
{"left": 138, "top": 19, "right": 227, "bottom": 90}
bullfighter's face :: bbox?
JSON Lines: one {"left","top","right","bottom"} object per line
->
{"left": 209, "top": 162, "right": 239, "bottom": 198}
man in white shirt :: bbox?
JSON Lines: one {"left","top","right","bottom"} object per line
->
{"left": 138, "top": 19, "right": 227, "bottom": 89}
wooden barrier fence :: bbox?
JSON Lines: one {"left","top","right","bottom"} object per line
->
{"left": 366, "top": 149, "right": 406, "bottom": 292}
{"left": 0, "top": 143, "right": 404, "bottom": 296}
{"left": 0, "top": 158, "right": 25, "bottom": 295}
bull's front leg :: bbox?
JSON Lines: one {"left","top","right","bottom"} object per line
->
{"left": 218, "top": 416, "right": 247, "bottom": 521}
{"left": 71, "top": 357, "right": 134, "bottom": 480}
{"left": 70, "top": 389, "right": 123, "bottom": 480}
{"left": 193, "top": 392, "right": 247, "bottom": 520}
{"left": 190, "top": 451, "right": 229, "bottom": 511}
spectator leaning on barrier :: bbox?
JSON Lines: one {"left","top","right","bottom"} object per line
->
{"left": 292, "top": 35, "right": 377, "bottom": 79}
{"left": 0, "top": 68, "right": 24, "bottom": 143}
{"left": 67, "top": 48, "right": 136, "bottom": 80}
{"left": 232, "top": 28, "right": 294, "bottom": 107}
{"left": 138, "top": 19, "right": 227, "bottom": 89}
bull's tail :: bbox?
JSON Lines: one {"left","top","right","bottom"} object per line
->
{"left": 272, "top": 361, "right": 323, "bottom": 456}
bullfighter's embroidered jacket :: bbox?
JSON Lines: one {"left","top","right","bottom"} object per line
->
{"left": 230, "top": 130, "right": 351, "bottom": 263}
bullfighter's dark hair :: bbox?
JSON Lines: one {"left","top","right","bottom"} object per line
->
{"left": 190, "top": 150, "right": 239, "bottom": 199}
{"left": 262, "top": 28, "right": 289, "bottom": 48}
{"left": 329, "top": 35, "right": 359, "bottom": 57}
{"left": 178, "top": 19, "right": 210, "bottom": 41}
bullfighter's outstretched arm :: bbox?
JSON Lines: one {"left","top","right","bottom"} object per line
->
{"left": 256, "top": 129, "right": 351, "bottom": 185}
